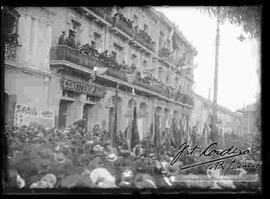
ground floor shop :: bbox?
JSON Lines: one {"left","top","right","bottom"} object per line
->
{"left": 5, "top": 64, "right": 192, "bottom": 142}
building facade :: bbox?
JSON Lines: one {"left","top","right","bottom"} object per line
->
{"left": 4, "top": 7, "right": 197, "bottom": 141}
{"left": 236, "top": 103, "right": 259, "bottom": 140}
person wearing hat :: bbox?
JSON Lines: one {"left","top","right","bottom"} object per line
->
{"left": 134, "top": 173, "right": 156, "bottom": 189}
{"left": 65, "top": 30, "right": 77, "bottom": 49}
{"left": 58, "top": 31, "right": 67, "bottom": 45}
{"left": 118, "top": 168, "right": 134, "bottom": 188}
{"left": 89, "top": 167, "right": 117, "bottom": 188}
{"left": 153, "top": 159, "right": 182, "bottom": 188}
{"left": 73, "top": 116, "right": 87, "bottom": 136}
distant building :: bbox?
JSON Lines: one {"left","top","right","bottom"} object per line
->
{"left": 236, "top": 103, "right": 258, "bottom": 141}
{"left": 190, "top": 92, "right": 242, "bottom": 135}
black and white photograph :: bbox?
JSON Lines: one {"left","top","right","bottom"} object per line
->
{"left": 2, "top": 5, "right": 262, "bottom": 194}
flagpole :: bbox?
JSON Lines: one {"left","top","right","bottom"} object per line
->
{"left": 211, "top": 6, "right": 221, "bottom": 145}
{"left": 113, "top": 83, "right": 119, "bottom": 148}
{"left": 128, "top": 88, "right": 135, "bottom": 152}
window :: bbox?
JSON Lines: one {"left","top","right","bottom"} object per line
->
{"left": 166, "top": 71, "right": 170, "bottom": 84}
{"left": 159, "top": 31, "right": 164, "bottom": 49}
{"left": 70, "top": 19, "right": 81, "bottom": 39}
{"left": 175, "top": 76, "right": 179, "bottom": 88}
{"left": 3, "top": 8, "right": 19, "bottom": 42}
{"left": 113, "top": 43, "right": 124, "bottom": 63}
{"left": 139, "top": 102, "right": 147, "bottom": 117}
{"left": 130, "top": 53, "right": 138, "bottom": 66}
{"left": 133, "top": 14, "right": 138, "bottom": 25}
{"left": 93, "top": 32, "right": 103, "bottom": 51}
{"left": 158, "top": 67, "right": 163, "bottom": 81}
{"left": 144, "top": 24, "right": 148, "bottom": 33}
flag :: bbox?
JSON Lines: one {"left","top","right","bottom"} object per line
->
{"left": 130, "top": 105, "right": 140, "bottom": 150}
{"left": 126, "top": 99, "right": 134, "bottom": 151}
{"left": 168, "top": 28, "right": 179, "bottom": 56}
{"left": 151, "top": 112, "right": 160, "bottom": 152}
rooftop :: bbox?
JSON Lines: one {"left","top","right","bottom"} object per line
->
{"left": 193, "top": 92, "right": 241, "bottom": 117}
{"left": 236, "top": 103, "right": 257, "bottom": 113}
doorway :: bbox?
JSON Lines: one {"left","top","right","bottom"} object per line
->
{"left": 4, "top": 93, "right": 9, "bottom": 126}
{"left": 58, "top": 100, "right": 70, "bottom": 129}
{"left": 83, "top": 104, "right": 93, "bottom": 132}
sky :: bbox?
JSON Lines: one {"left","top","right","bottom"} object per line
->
{"left": 155, "top": 7, "right": 260, "bottom": 112}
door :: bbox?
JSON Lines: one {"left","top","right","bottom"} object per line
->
{"left": 108, "top": 107, "right": 115, "bottom": 145}
{"left": 4, "top": 93, "right": 9, "bottom": 125}
{"left": 59, "top": 100, "right": 68, "bottom": 129}
{"left": 83, "top": 104, "right": 93, "bottom": 132}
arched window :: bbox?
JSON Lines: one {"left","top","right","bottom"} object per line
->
{"left": 139, "top": 102, "right": 147, "bottom": 117}
{"left": 158, "top": 67, "right": 163, "bottom": 81}
{"left": 175, "top": 76, "right": 179, "bottom": 88}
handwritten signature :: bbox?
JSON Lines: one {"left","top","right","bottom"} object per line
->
{"left": 170, "top": 142, "right": 257, "bottom": 174}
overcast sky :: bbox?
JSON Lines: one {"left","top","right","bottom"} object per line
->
{"left": 155, "top": 6, "right": 260, "bottom": 111}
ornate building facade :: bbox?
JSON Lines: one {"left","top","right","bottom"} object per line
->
{"left": 4, "top": 7, "right": 197, "bottom": 141}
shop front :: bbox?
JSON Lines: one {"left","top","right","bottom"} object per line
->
{"left": 58, "top": 78, "right": 106, "bottom": 129}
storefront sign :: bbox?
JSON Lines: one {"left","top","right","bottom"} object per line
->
{"left": 61, "top": 79, "right": 106, "bottom": 98}
{"left": 14, "top": 104, "right": 54, "bottom": 128}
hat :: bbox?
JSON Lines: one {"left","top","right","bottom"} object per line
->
{"left": 40, "top": 173, "right": 57, "bottom": 187}
{"left": 134, "top": 173, "right": 156, "bottom": 189}
{"left": 16, "top": 173, "right": 25, "bottom": 188}
{"left": 90, "top": 168, "right": 116, "bottom": 186}
{"left": 97, "top": 180, "right": 118, "bottom": 188}
{"left": 30, "top": 180, "right": 51, "bottom": 188}
{"left": 60, "top": 174, "right": 82, "bottom": 188}
{"left": 54, "top": 152, "right": 66, "bottom": 164}
{"left": 164, "top": 162, "right": 180, "bottom": 176}
{"left": 121, "top": 168, "right": 134, "bottom": 182}
{"left": 107, "top": 153, "right": 117, "bottom": 162}
{"left": 150, "top": 153, "right": 158, "bottom": 160}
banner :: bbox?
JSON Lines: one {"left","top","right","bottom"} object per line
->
{"left": 14, "top": 104, "right": 54, "bottom": 128}
{"left": 14, "top": 104, "right": 38, "bottom": 127}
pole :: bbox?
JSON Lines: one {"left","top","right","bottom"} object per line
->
{"left": 113, "top": 83, "right": 119, "bottom": 148}
{"left": 211, "top": 7, "right": 221, "bottom": 145}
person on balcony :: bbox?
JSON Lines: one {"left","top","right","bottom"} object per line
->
{"left": 65, "top": 31, "right": 76, "bottom": 49}
{"left": 58, "top": 31, "right": 67, "bottom": 45}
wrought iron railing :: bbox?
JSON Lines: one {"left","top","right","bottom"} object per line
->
{"left": 50, "top": 45, "right": 105, "bottom": 69}
{"left": 5, "top": 42, "right": 17, "bottom": 62}
{"left": 50, "top": 46, "right": 193, "bottom": 105}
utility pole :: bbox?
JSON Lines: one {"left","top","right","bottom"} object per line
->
{"left": 211, "top": 7, "right": 221, "bottom": 145}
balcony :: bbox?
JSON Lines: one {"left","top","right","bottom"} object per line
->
{"left": 109, "top": 15, "right": 155, "bottom": 52}
{"left": 87, "top": 7, "right": 114, "bottom": 24}
{"left": 50, "top": 44, "right": 192, "bottom": 106}
{"left": 50, "top": 45, "right": 106, "bottom": 70}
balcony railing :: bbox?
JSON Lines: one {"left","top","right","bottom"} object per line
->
{"left": 5, "top": 42, "right": 17, "bottom": 62}
{"left": 50, "top": 45, "right": 193, "bottom": 106}
{"left": 87, "top": 7, "right": 114, "bottom": 23}
{"left": 50, "top": 45, "right": 106, "bottom": 69}
{"left": 110, "top": 16, "right": 155, "bottom": 51}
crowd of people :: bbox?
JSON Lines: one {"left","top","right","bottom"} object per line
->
{"left": 4, "top": 119, "right": 260, "bottom": 189}
{"left": 58, "top": 31, "right": 138, "bottom": 74}
{"left": 111, "top": 11, "right": 153, "bottom": 45}
{"left": 58, "top": 31, "right": 156, "bottom": 87}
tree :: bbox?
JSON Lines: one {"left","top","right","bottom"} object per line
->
{"left": 199, "top": 6, "right": 262, "bottom": 39}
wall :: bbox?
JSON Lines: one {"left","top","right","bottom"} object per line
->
{"left": 16, "top": 7, "right": 53, "bottom": 72}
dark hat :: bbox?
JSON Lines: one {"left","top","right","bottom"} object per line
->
{"left": 134, "top": 173, "right": 156, "bottom": 189}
